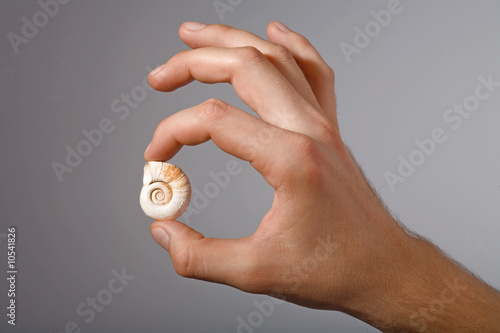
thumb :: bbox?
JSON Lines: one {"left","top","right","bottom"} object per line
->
{"left": 150, "top": 220, "right": 262, "bottom": 291}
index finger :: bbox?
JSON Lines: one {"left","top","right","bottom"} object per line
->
{"left": 145, "top": 99, "right": 292, "bottom": 188}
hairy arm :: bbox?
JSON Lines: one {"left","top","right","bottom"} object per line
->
{"left": 349, "top": 228, "right": 500, "bottom": 332}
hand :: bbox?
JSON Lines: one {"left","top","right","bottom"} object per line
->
{"left": 144, "top": 22, "right": 500, "bottom": 332}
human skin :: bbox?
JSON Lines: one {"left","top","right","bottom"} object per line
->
{"left": 144, "top": 21, "right": 500, "bottom": 332}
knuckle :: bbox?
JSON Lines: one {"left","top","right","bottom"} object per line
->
{"left": 290, "top": 34, "right": 335, "bottom": 84}
{"left": 286, "top": 134, "right": 323, "bottom": 182}
{"left": 293, "top": 134, "right": 319, "bottom": 159}
{"left": 199, "top": 98, "right": 229, "bottom": 122}
{"left": 236, "top": 46, "right": 266, "bottom": 66}
{"left": 170, "top": 49, "right": 191, "bottom": 64}
{"left": 322, "top": 66, "right": 336, "bottom": 85}
{"left": 172, "top": 246, "right": 195, "bottom": 278}
{"left": 269, "top": 44, "right": 293, "bottom": 62}
{"left": 294, "top": 34, "right": 313, "bottom": 49}
{"left": 317, "top": 119, "right": 340, "bottom": 145}
{"left": 319, "top": 122, "right": 346, "bottom": 156}
{"left": 297, "top": 139, "right": 325, "bottom": 183}
{"left": 157, "top": 116, "right": 171, "bottom": 132}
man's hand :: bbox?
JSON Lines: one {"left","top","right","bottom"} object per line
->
{"left": 144, "top": 22, "right": 500, "bottom": 332}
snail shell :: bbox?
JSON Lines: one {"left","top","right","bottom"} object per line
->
{"left": 140, "top": 161, "right": 191, "bottom": 220}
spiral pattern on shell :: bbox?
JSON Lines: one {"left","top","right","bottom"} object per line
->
{"left": 140, "top": 162, "right": 191, "bottom": 220}
{"left": 151, "top": 186, "right": 171, "bottom": 205}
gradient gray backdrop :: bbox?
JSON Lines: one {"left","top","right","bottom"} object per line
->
{"left": 1, "top": 1, "right": 499, "bottom": 332}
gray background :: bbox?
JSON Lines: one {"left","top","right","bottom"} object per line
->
{"left": 1, "top": 0, "right": 499, "bottom": 332}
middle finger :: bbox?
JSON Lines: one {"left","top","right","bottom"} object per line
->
{"left": 148, "top": 46, "right": 326, "bottom": 137}
{"left": 178, "top": 22, "right": 323, "bottom": 112}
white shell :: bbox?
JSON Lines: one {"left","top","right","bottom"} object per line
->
{"left": 140, "top": 162, "right": 191, "bottom": 220}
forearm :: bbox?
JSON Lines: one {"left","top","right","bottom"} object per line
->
{"left": 347, "top": 230, "right": 500, "bottom": 332}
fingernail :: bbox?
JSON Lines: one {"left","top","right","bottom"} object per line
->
{"left": 183, "top": 21, "right": 207, "bottom": 31}
{"left": 151, "top": 228, "right": 170, "bottom": 251}
{"left": 145, "top": 141, "right": 152, "bottom": 155}
{"left": 275, "top": 21, "right": 291, "bottom": 32}
{"left": 150, "top": 64, "right": 164, "bottom": 76}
